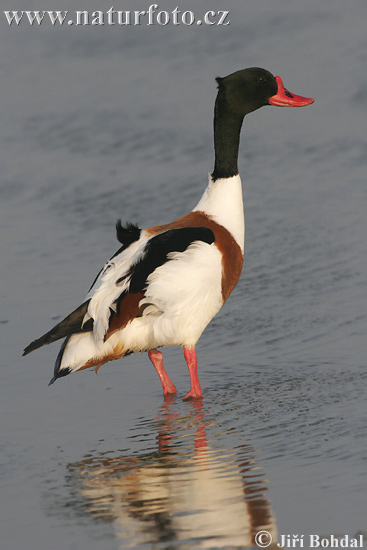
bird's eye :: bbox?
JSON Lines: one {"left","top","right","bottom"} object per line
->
{"left": 258, "top": 76, "right": 266, "bottom": 83}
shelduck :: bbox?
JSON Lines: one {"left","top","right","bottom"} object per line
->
{"left": 23, "top": 68, "right": 313, "bottom": 400}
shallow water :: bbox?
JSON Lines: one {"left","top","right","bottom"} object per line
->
{"left": 1, "top": 0, "right": 367, "bottom": 548}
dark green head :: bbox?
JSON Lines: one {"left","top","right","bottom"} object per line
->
{"left": 215, "top": 67, "right": 278, "bottom": 117}
{"left": 212, "top": 67, "right": 314, "bottom": 180}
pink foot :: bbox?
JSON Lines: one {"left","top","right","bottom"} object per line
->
{"left": 183, "top": 389, "right": 203, "bottom": 401}
{"left": 148, "top": 349, "right": 177, "bottom": 396}
{"left": 183, "top": 347, "right": 203, "bottom": 400}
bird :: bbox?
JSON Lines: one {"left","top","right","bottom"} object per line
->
{"left": 23, "top": 67, "right": 314, "bottom": 400}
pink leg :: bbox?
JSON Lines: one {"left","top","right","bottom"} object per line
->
{"left": 183, "top": 347, "right": 203, "bottom": 400}
{"left": 148, "top": 349, "right": 177, "bottom": 397}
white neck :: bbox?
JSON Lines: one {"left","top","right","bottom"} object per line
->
{"left": 193, "top": 174, "right": 245, "bottom": 251}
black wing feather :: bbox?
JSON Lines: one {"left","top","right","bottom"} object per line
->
{"left": 23, "top": 300, "right": 92, "bottom": 356}
{"left": 116, "top": 221, "right": 141, "bottom": 246}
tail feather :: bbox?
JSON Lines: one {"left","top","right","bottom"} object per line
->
{"left": 48, "top": 336, "right": 71, "bottom": 385}
{"left": 23, "top": 300, "right": 92, "bottom": 356}
{"left": 48, "top": 331, "right": 109, "bottom": 384}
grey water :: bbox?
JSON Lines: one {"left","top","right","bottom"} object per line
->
{"left": 1, "top": 0, "right": 366, "bottom": 548}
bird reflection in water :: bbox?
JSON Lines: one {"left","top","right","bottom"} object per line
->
{"left": 66, "top": 400, "right": 277, "bottom": 549}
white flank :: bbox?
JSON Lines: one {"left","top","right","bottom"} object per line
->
{"left": 140, "top": 241, "right": 223, "bottom": 347}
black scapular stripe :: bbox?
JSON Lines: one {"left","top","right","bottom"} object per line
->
{"left": 115, "top": 227, "right": 215, "bottom": 309}
{"left": 23, "top": 300, "right": 92, "bottom": 356}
